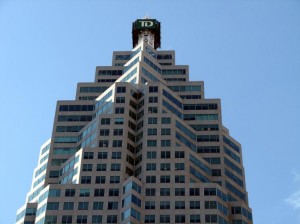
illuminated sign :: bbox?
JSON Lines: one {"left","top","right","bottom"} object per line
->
{"left": 135, "top": 19, "right": 157, "bottom": 29}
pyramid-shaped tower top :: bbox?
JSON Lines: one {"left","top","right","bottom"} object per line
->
{"left": 132, "top": 18, "right": 161, "bottom": 49}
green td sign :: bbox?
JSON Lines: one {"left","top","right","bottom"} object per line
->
{"left": 135, "top": 19, "right": 157, "bottom": 30}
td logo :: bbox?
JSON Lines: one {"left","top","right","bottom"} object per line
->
{"left": 139, "top": 20, "right": 154, "bottom": 28}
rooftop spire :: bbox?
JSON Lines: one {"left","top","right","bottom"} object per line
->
{"left": 132, "top": 18, "right": 161, "bottom": 49}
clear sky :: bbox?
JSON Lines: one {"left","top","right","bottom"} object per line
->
{"left": 0, "top": 0, "right": 300, "bottom": 223}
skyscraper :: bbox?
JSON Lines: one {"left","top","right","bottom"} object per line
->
{"left": 16, "top": 18, "right": 253, "bottom": 224}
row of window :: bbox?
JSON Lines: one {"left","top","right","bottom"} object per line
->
{"left": 148, "top": 116, "right": 171, "bottom": 124}
{"left": 168, "top": 85, "right": 201, "bottom": 92}
{"left": 164, "top": 77, "right": 185, "bottom": 82}
{"left": 82, "top": 163, "right": 121, "bottom": 172}
{"left": 83, "top": 151, "right": 121, "bottom": 160}
{"left": 36, "top": 214, "right": 116, "bottom": 224}
{"left": 97, "top": 79, "right": 117, "bottom": 83}
{"left": 59, "top": 105, "right": 94, "bottom": 111}
{"left": 34, "top": 214, "right": 226, "bottom": 224}
{"left": 79, "top": 86, "right": 108, "bottom": 93}
{"left": 162, "top": 69, "right": 186, "bottom": 75}
{"left": 97, "top": 69, "right": 122, "bottom": 76}
{"left": 145, "top": 175, "right": 186, "bottom": 183}
{"left": 146, "top": 162, "right": 185, "bottom": 171}
{"left": 146, "top": 150, "right": 184, "bottom": 159}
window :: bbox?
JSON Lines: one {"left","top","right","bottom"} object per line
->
{"left": 145, "top": 188, "right": 156, "bottom": 196}
{"left": 175, "top": 175, "right": 185, "bottom": 183}
{"left": 62, "top": 215, "right": 72, "bottom": 224}
{"left": 110, "top": 176, "right": 120, "bottom": 183}
{"left": 49, "top": 171, "right": 59, "bottom": 178}
{"left": 107, "top": 215, "right": 117, "bottom": 223}
{"left": 98, "top": 152, "right": 108, "bottom": 159}
{"left": 148, "top": 117, "right": 157, "bottom": 124}
{"left": 114, "top": 118, "right": 124, "bottom": 124}
{"left": 160, "top": 163, "right": 170, "bottom": 171}
{"left": 160, "top": 175, "right": 170, "bottom": 183}
{"left": 94, "top": 188, "right": 104, "bottom": 196}
{"left": 147, "top": 151, "right": 157, "bottom": 158}
{"left": 161, "top": 128, "right": 171, "bottom": 135}
{"left": 108, "top": 202, "right": 118, "bottom": 210}
{"left": 175, "top": 201, "right": 185, "bottom": 209}
{"left": 81, "top": 176, "right": 91, "bottom": 184}
{"left": 45, "top": 216, "right": 57, "bottom": 224}
{"left": 189, "top": 188, "right": 200, "bottom": 196}
{"left": 83, "top": 152, "right": 94, "bottom": 159}
{"left": 146, "top": 163, "right": 156, "bottom": 171}
{"left": 76, "top": 215, "right": 87, "bottom": 224}
{"left": 160, "top": 215, "right": 170, "bottom": 223}
{"left": 145, "top": 215, "right": 155, "bottom": 223}
{"left": 212, "top": 169, "right": 221, "bottom": 176}
{"left": 92, "top": 215, "right": 102, "bottom": 224}
{"left": 116, "top": 96, "right": 125, "bottom": 103}
{"left": 161, "top": 151, "right": 171, "bottom": 158}
{"left": 175, "top": 163, "right": 185, "bottom": 170}
{"left": 112, "top": 140, "right": 122, "bottom": 147}
{"left": 197, "top": 146, "right": 220, "bottom": 153}
{"left": 63, "top": 202, "right": 74, "bottom": 210}
{"left": 79, "top": 189, "right": 90, "bottom": 197}
{"left": 204, "top": 188, "right": 217, "bottom": 196}
{"left": 47, "top": 202, "right": 59, "bottom": 210}
{"left": 161, "top": 117, "right": 171, "bottom": 124}
{"left": 149, "top": 96, "right": 158, "bottom": 103}
{"left": 146, "top": 176, "right": 156, "bottom": 183}
{"left": 147, "top": 128, "right": 157, "bottom": 135}
{"left": 148, "top": 107, "right": 158, "bottom": 113}
{"left": 112, "top": 152, "right": 122, "bottom": 159}
{"left": 204, "top": 157, "right": 221, "bottom": 164}
{"left": 231, "top": 206, "right": 242, "bottom": 214}
{"left": 145, "top": 201, "right": 155, "bottom": 209}
{"left": 175, "top": 188, "right": 185, "bottom": 196}
{"left": 161, "top": 140, "right": 171, "bottom": 147}
{"left": 96, "top": 164, "right": 107, "bottom": 171}
{"left": 190, "top": 215, "right": 201, "bottom": 223}
{"left": 95, "top": 176, "right": 105, "bottom": 184}
{"left": 99, "top": 140, "right": 109, "bottom": 147}
{"left": 99, "top": 129, "right": 110, "bottom": 136}
{"left": 111, "top": 163, "right": 121, "bottom": 171}
{"left": 82, "top": 164, "right": 92, "bottom": 171}
{"left": 117, "top": 86, "right": 126, "bottom": 93}
{"left": 115, "top": 107, "right": 124, "bottom": 114}
{"left": 205, "top": 201, "right": 217, "bottom": 209}
{"left": 65, "top": 189, "right": 75, "bottom": 197}
{"left": 175, "top": 151, "right": 185, "bottom": 158}
{"left": 147, "top": 140, "right": 157, "bottom": 147}
{"left": 100, "top": 118, "right": 110, "bottom": 125}
{"left": 93, "top": 202, "right": 104, "bottom": 210}
{"left": 78, "top": 202, "right": 89, "bottom": 210}
{"left": 109, "top": 188, "right": 119, "bottom": 196}
{"left": 175, "top": 215, "right": 185, "bottom": 223}
{"left": 190, "top": 201, "right": 200, "bottom": 209}
{"left": 160, "top": 201, "right": 170, "bottom": 209}
{"left": 149, "top": 86, "right": 158, "bottom": 92}
{"left": 160, "top": 188, "right": 170, "bottom": 196}
{"left": 113, "top": 129, "right": 123, "bottom": 136}
{"left": 47, "top": 189, "right": 60, "bottom": 198}
{"left": 205, "top": 214, "right": 218, "bottom": 223}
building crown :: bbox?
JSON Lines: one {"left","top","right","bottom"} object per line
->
{"left": 132, "top": 18, "right": 161, "bottom": 49}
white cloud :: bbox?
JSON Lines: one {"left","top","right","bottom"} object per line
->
{"left": 292, "top": 170, "right": 300, "bottom": 183}
{"left": 286, "top": 170, "right": 300, "bottom": 212}
{"left": 286, "top": 190, "right": 300, "bottom": 210}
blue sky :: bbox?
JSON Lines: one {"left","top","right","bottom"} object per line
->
{"left": 0, "top": 0, "right": 300, "bottom": 223}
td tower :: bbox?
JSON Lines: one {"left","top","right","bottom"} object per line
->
{"left": 16, "top": 18, "right": 253, "bottom": 224}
